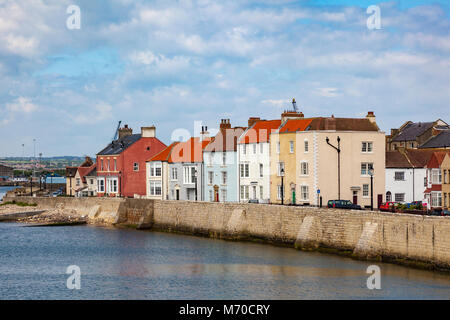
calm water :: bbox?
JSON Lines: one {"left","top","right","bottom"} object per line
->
{"left": 0, "top": 186, "right": 17, "bottom": 201}
{"left": 0, "top": 223, "right": 449, "bottom": 300}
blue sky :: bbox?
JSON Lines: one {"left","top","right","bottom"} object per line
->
{"left": 0, "top": 0, "right": 449, "bottom": 156}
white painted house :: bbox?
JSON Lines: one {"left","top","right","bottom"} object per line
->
{"left": 238, "top": 118, "right": 281, "bottom": 203}
{"left": 385, "top": 149, "right": 434, "bottom": 204}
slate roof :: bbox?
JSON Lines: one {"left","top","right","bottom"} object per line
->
{"left": 204, "top": 127, "right": 246, "bottom": 152}
{"left": 391, "top": 122, "right": 434, "bottom": 142}
{"left": 65, "top": 167, "right": 78, "bottom": 178}
{"left": 97, "top": 134, "right": 141, "bottom": 155}
{"left": 419, "top": 131, "right": 450, "bottom": 149}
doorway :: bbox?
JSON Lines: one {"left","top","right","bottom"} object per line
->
{"left": 377, "top": 194, "right": 383, "bottom": 209}
{"left": 353, "top": 191, "right": 358, "bottom": 205}
{"left": 176, "top": 189, "right": 180, "bottom": 200}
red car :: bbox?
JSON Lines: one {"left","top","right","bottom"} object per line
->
{"left": 379, "top": 202, "right": 397, "bottom": 212}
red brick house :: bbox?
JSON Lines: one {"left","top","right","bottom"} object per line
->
{"left": 96, "top": 125, "right": 166, "bottom": 198}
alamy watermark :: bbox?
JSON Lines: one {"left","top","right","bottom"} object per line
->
{"left": 66, "top": 265, "right": 81, "bottom": 290}
{"left": 367, "top": 5, "right": 381, "bottom": 30}
{"left": 366, "top": 265, "right": 381, "bottom": 290}
{"left": 66, "top": 5, "right": 81, "bottom": 30}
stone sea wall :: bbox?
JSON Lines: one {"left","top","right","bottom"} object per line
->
{"left": 5, "top": 196, "right": 450, "bottom": 271}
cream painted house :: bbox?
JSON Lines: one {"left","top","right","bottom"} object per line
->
{"left": 270, "top": 112, "right": 385, "bottom": 208}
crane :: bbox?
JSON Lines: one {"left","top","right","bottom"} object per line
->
{"left": 292, "top": 98, "right": 298, "bottom": 112}
{"left": 112, "top": 121, "right": 122, "bottom": 141}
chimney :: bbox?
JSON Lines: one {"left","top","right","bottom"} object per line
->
{"left": 118, "top": 124, "right": 133, "bottom": 139}
{"left": 366, "top": 111, "right": 376, "bottom": 124}
{"left": 141, "top": 126, "right": 156, "bottom": 138}
{"left": 220, "top": 119, "right": 231, "bottom": 130}
{"left": 200, "top": 125, "right": 209, "bottom": 141}
{"left": 248, "top": 117, "right": 261, "bottom": 127}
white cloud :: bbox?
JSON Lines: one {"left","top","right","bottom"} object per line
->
{"left": 72, "top": 102, "right": 113, "bottom": 124}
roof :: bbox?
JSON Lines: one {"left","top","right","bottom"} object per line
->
{"left": 204, "top": 127, "right": 246, "bottom": 152}
{"left": 97, "top": 134, "right": 141, "bottom": 155}
{"left": 391, "top": 122, "right": 434, "bottom": 142}
{"left": 77, "top": 164, "right": 96, "bottom": 183}
{"left": 278, "top": 117, "right": 379, "bottom": 133}
{"left": 386, "top": 149, "right": 436, "bottom": 168}
{"left": 419, "top": 131, "right": 450, "bottom": 149}
{"left": 147, "top": 142, "right": 179, "bottom": 162}
{"left": 239, "top": 120, "right": 281, "bottom": 144}
{"left": 85, "top": 167, "right": 97, "bottom": 177}
{"left": 424, "top": 185, "right": 442, "bottom": 193}
{"left": 168, "top": 137, "right": 212, "bottom": 163}
{"left": 426, "top": 151, "right": 450, "bottom": 168}
{"left": 65, "top": 167, "right": 78, "bottom": 178}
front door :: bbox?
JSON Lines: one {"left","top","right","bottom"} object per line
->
{"left": 176, "top": 189, "right": 179, "bottom": 200}
{"left": 353, "top": 191, "right": 358, "bottom": 205}
{"left": 377, "top": 194, "right": 383, "bottom": 209}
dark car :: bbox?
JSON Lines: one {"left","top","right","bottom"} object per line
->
{"left": 327, "top": 200, "right": 361, "bottom": 210}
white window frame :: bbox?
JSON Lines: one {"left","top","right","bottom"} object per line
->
{"left": 171, "top": 167, "right": 178, "bottom": 180}
{"left": 300, "top": 185, "right": 309, "bottom": 201}
{"left": 289, "top": 141, "right": 294, "bottom": 153}
{"left": 221, "top": 171, "right": 227, "bottom": 185}
{"left": 304, "top": 140, "right": 309, "bottom": 153}
{"left": 240, "top": 185, "right": 249, "bottom": 200}
{"left": 362, "top": 141, "right": 373, "bottom": 153}
{"left": 208, "top": 171, "right": 214, "bottom": 185}
{"left": 300, "top": 161, "right": 309, "bottom": 176}
{"left": 395, "top": 193, "right": 405, "bottom": 202}
{"left": 149, "top": 180, "right": 162, "bottom": 196}
{"left": 183, "top": 166, "right": 196, "bottom": 184}
{"left": 361, "top": 162, "right": 374, "bottom": 176}
{"left": 259, "top": 163, "right": 263, "bottom": 178}
{"left": 150, "top": 162, "right": 162, "bottom": 177}
{"left": 394, "top": 171, "right": 405, "bottom": 181}
{"left": 240, "top": 163, "right": 249, "bottom": 178}
{"left": 97, "top": 178, "right": 105, "bottom": 193}
{"left": 363, "top": 184, "right": 369, "bottom": 197}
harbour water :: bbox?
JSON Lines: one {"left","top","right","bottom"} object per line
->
{"left": 0, "top": 222, "right": 449, "bottom": 300}
{"left": 0, "top": 186, "right": 17, "bottom": 202}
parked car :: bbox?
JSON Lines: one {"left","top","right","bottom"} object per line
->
{"left": 379, "top": 202, "right": 397, "bottom": 212}
{"left": 327, "top": 200, "right": 361, "bottom": 210}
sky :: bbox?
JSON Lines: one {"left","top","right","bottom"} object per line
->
{"left": 0, "top": 0, "right": 449, "bottom": 157}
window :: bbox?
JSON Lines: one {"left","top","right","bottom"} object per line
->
{"left": 424, "top": 177, "right": 427, "bottom": 187}
{"left": 289, "top": 141, "right": 294, "bottom": 153}
{"left": 183, "top": 166, "right": 196, "bottom": 184}
{"left": 252, "top": 185, "right": 257, "bottom": 199}
{"left": 76, "top": 178, "right": 80, "bottom": 186}
{"left": 240, "top": 185, "right": 249, "bottom": 200}
{"left": 304, "top": 140, "right": 309, "bottom": 153}
{"left": 395, "top": 193, "right": 405, "bottom": 202}
{"left": 300, "top": 162, "right": 309, "bottom": 176}
{"left": 259, "top": 163, "right": 263, "bottom": 178}
{"left": 222, "top": 152, "right": 226, "bottom": 165}
{"left": 277, "top": 185, "right": 283, "bottom": 200}
{"left": 209, "top": 190, "right": 213, "bottom": 202}
{"left": 100, "top": 159, "right": 104, "bottom": 171}
{"left": 361, "top": 163, "right": 374, "bottom": 176}
{"left": 431, "top": 193, "right": 442, "bottom": 207}
{"left": 394, "top": 171, "right": 405, "bottom": 181}
{"left": 278, "top": 162, "right": 285, "bottom": 176}
{"left": 208, "top": 153, "right": 213, "bottom": 166}
{"left": 253, "top": 144, "right": 257, "bottom": 154}
{"left": 221, "top": 189, "right": 227, "bottom": 202}
{"left": 431, "top": 169, "right": 441, "bottom": 184}
{"left": 444, "top": 170, "right": 448, "bottom": 184}
{"left": 97, "top": 179, "right": 105, "bottom": 192}
{"left": 260, "top": 143, "right": 263, "bottom": 154}
{"left": 243, "top": 144, "right": 247, "bottom": 155}
{"left": 240, "top": 163, "right": 249, "bottom": 178}
{"left": 114, "top": 159, "right": 117, "bottom": 171}
{"left": 386, "top": 191, "right": 392, "bottom": 202}
{"left": 301, "top": 185, "right": 309, "bottom": 200}
{"left": 107, "top": 160, "right": 110, "bottom": 171}
{"left": 150, "top": 162, "right": 161, "bottom": 177}
{"left": 149, "top": 181, "right": 162, "bottom": 196}
{"left": 133, "top": 162, "right": 139, "bottom": 172}
{"left": 259, "top": 186, "right": 263, "bottom": 199}
{"left": 208, "top": 171, "right": 213, "bottom": 184}
{"left": 362, "top": 142, "right": 373, "bottom": 153}
{"left": 171, "top": 167, "right": 178, "bottom": 180}
{"left": 111, "top": 179, "right": 118, "bottom": 193}
{"left": 221, "top": 171, "right": 227, "bottom": 185}
{"left": 90, "top": 179, "right": 94, "bottom": 185}
{"left": 363, "top": 184, "right": 369, "bottom": 197}
{"left": 276, "top": 142, "right": 280, "bottom": 154}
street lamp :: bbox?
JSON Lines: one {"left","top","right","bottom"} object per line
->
{"left": 280, "top": 168, "right": 285, "bottom": 205}
{"left": 326, "top": 136, "right": 341, "bottom": 200}
{"left": 368, "top": 167, "right": 374, "bottom": 211}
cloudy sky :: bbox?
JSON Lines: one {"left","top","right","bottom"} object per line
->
{"left": 0, "top": 0, "right": 449, "bottom": 157}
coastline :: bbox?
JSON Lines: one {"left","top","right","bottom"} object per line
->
{"left": 2, "top": 196, "right": 450, "bottom": 272}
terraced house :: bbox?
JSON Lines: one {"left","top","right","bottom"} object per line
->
{"left": 270, "top": 111, "right": 385, "bottom": 208}
{"left": 166, "top": 132, "right": 212, "bottom": 201}
{"left": 96, "top": 125, "right": 166, "bottom": 197}
{"left": 238, "top": 117, "right": 281, "bottom": 203}
{"left": 203, "top": 119, "right": 245, "bottom": 202}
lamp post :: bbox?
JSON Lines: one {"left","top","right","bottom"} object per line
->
{"left": 368, "top": 167, "right": 374, "bottom": 211}
{"left": 50, "top": 172, "right": 54, "bottom": 194}
{"left": 280, "top": 168, "right": 285, "bottom": 205}
{"left": 326, "top": 136, "right": 341, "bottom": 200}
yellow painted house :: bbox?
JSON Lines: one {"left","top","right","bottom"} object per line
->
{"left": 270, "top": 111, "right": 385, "bottom": 208}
